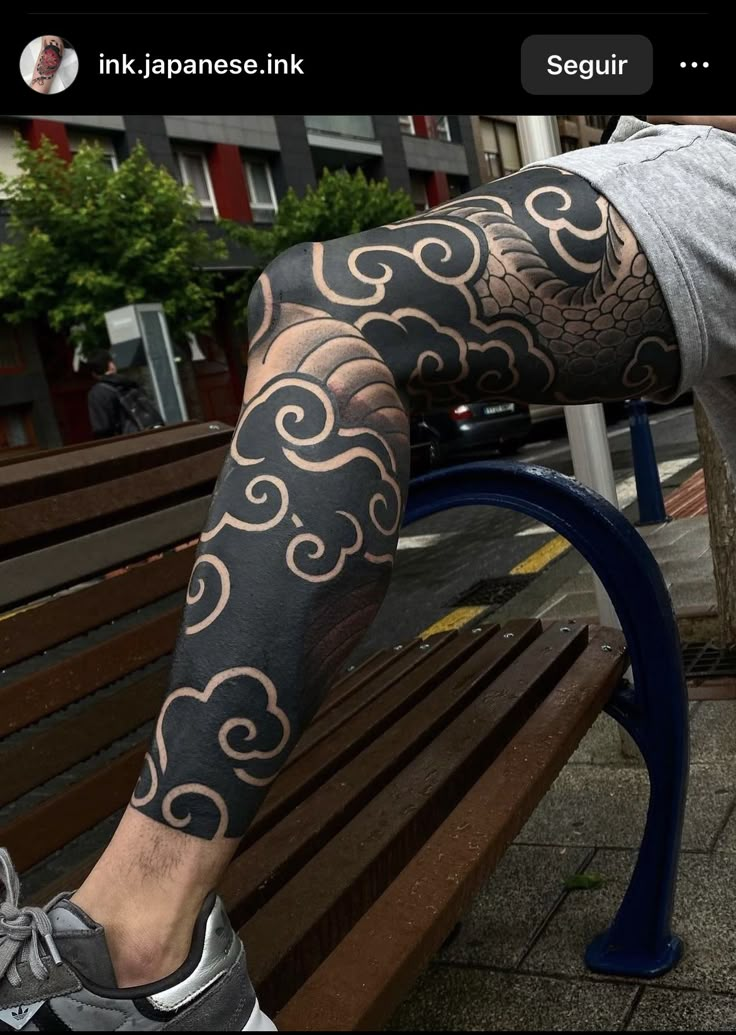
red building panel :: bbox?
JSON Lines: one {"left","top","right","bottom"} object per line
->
{"left": 208, "top": 143, "right": 252, "bottom": 221}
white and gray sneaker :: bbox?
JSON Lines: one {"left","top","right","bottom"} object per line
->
{"left": 0, "top": 849, "right": 275, "bottom": 1031}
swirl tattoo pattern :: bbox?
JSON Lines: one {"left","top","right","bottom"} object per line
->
{"left": 132, "top": 167, "right": 680, "bottom": 839}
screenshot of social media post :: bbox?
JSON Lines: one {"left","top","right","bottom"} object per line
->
{"left": 2, "top": 6, "right": 735, "bottom": 1035}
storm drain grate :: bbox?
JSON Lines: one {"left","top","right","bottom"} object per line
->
{"left": 682, "top": 642, "right": 736, "bottom": 679}
{"left": 450, "top": 574, "right": 536, "bottom": 609}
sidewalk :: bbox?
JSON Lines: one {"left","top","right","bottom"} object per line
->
{"left": 390, "top": 471, "right": 736, "bottom": 1031}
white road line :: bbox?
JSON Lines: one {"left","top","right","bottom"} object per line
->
{"left": 397, "top": 532, "right": 457, "bottom": 550}
{"left": 398, "top": 451, "right": 698, "bottom": 550}
{"left": 516, "top": 454, "right": 698, "bottom": 537}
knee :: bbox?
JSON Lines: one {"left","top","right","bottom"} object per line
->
{"left": 247, "top": 243, "right": 318, "bottom": 349}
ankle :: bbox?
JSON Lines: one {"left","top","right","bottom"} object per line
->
{"left": 105, "top": 926, "right": 191, "bottom": 988}
{"left": 69, "top": 808, "right": 237, "bottom": 986}
{"left": 71, "top": 879, "right": 205, "bottom": 988}
{"left": 72, "top": 885, "right": 200, "bottom": 987}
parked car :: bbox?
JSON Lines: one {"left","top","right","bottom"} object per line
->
{"left": 409, "top": 414, "right": 441, "bottom": 476}
{"left": 420, "top": 401, "right": 531, "bottom": 464}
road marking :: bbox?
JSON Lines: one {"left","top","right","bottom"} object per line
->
{"left": 421, "top": 606, "right": 487, "bottom": 638}
{"left": 613, "top": 455, "right": 697, "bottom": 509}
{"left": 397, "top": 533, "right": 455, "bottom": 550}
{"left": 515, "top": 455, "right": 698, "bottom": 538}
{"left": 511, "top": 535, "right": 570, "bottom": 575}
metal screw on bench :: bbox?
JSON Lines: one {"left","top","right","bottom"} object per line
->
{"left": 208, "top": 424, "right": 220, "bottom": 430}
{"left": 419, "top": 642, "right": 431, "bottom": 650}
{"left": 347, "top": 665, "right": 355, "bottom": 671}
{"left": 601, "top": 644, "right": 613, "bottom": 652}
{"left": 393, "top": 644, "right": 403, "bottom": 651}
{"left": 560, "top": 626, "right": 571, "bottom": 633}
{"left": 503, "top": 632, "right": 515, "bottom": 639}
{"left": 472, "top": 627, "right": 483, "bottom": 633}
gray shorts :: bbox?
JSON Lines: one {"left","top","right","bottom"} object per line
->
{"left": 529, "top": 115, "right": 736, "bottom": 471}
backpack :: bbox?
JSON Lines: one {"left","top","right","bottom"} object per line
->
{"left": 104, "top": 382, "right": 165, "bottom": 434}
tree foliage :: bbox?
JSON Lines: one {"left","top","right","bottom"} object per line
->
{"left": 224, "top": 166, "right": 415, "bottom": 323}
{"left": 0, "top": 137, "right": 226, "bottom": 351}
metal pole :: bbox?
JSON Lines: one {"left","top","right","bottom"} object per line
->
{"left": 628, "top": 400, "right": 668, "bottom": 524}
{"left": 517, "top": 116, "right": 619, "bottom": 627}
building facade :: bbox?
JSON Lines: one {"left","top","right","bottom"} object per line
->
{"left": 0, "top": 114, "right": 607, "bottom": 452}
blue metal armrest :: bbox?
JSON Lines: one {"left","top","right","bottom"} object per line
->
{"left": 406, "top": 460, "right": 688, "bottom": 978}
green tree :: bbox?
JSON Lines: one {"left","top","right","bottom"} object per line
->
{"left": 0, "top": 136, "right": 226, "bottom": 352}
{"left": 224, "top": 167, "right": 415, "bottom": 324}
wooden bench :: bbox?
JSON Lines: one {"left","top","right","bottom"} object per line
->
{"left": 0, "top": 432, "right": 689, "bottom": 1029}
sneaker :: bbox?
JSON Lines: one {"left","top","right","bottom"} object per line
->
{"left": 0, "top": 849, "right": 275, "bottom": 1031}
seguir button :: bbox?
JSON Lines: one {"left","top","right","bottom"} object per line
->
{"left": 522, "top": 35, "right": 653, "bottom": 94}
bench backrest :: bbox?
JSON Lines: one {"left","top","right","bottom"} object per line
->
{"left": 0, "top": 422, "right": 231, "bottom": 700}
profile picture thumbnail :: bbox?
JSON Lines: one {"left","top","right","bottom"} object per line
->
{"left": 20, "top": 35, "right": 79, "bottom": 95}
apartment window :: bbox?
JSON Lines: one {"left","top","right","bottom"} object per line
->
{"left": 0, "top": 124, "right": 21, "bottom": 192}
{"left": 399, "top": 115, "right": 416, "bottom": 135}
{"left": 176, "top": 151, "right": 218, "bottom": 219}
{"left": 304, "top": 115, "right": 375, "bottom": 140}
{"left": 433, "top": 116, "right": 452, "bottom": 142}
{"left": 480, "top": 119, "right": 521, "bottom": 180}
{"left": 410, "top": 173, "right": 428, "bottom": 213}
{"left": 68, "top": 132, "right": 119, "bottom": 171}
{"left": 0, "top": 406, "right": 32, "bottom": 450}
{"left": 245, "top": 160, "right": 278, "bottom": 223}
{"left": 0, "top": 326, "right": 22, "bottom": 371}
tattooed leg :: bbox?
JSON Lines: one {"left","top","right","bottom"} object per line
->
{"left": 29, "top": 35, "right": 64, "bottom": 93}
{"left": 72, "top": 168, "right": 680, "bottom": 984}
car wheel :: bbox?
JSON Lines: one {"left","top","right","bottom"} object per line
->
{"left": 497, "top": 439, "right": 523, "bottom": 456}
{"left": 428, "top": 439, "right": 445, "bottom": 468}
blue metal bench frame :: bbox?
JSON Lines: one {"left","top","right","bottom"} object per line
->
{"left": 405, "top": 460, "right": 688, "bottom": 979}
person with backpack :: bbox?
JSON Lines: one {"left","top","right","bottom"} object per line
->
{"left": 85, "top": 349, "right": 165, "bottom": 438}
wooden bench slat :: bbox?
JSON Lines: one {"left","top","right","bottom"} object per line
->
{"left": 0, "top": 665, "right": 167, "bottom": 807}
{"left": 0, "top": 609, "right": 180, "bottom": 737}
{"left": 317, "top": 641, "right": 420, "bottom": 720}
{"left": 275, "top": 627, "right": 628, "bottom": 1031}
{"left": 1, "top": 447, "right": 225, "bottom": 553}
{"left": 24, "top": 644, "right": 426, "bottom": 904}
{"left": 236, "top": 624, "right": 528, "bottom": 859}
{"left": 0, "top": 744, "right": 145, "bottom": 873}
{"left": 221, "top": 623, "right": 536, "bottom": 932}
{"left": 0, "top": 547, "right": 194, "bottom": 669}
{"left": 241, "top": 621, "right": 589, "bottom": 1013}
{"left": 218, "top": 621, "right": 534, "bottom": 914}
{"left": 0, "top": 498, "right": 209, "bottom": 609}
{"left": 0, "top": 424, "right": 231, "bottom": 506}
{"left": 287, "top": 633, "right": 457, "bottom": 767}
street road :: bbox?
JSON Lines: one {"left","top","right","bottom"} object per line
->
{"left": 350, "top": 403, "right": 699, "bottom": 665}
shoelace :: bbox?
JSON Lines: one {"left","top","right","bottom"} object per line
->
{"left": 0, "top": 848, "right": 62, "bottom": 988}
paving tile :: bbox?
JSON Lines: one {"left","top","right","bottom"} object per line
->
{"left": 641, "top": 516, "right": 709, "bottom": 548}
{"left": 670, "top": 579, "right": 720, "bottom": 612}
{"left": 516, "top": 763, "right": 736, "bottom": 852}
{"left": 439, "top": 845, "right": 590, "bottom": 968}
{"left": 569, "top": 712, "right": 642, "bottom": 766}
{"left": 524, "top": 849, "right": 736, "bottom": 995}
{"left": 691, "top": 702, "right": 736, "bottom": 764}
{"left": 629, "top": 987, "right": 736, "bottom": 1030}
{"left": 387, "top": 966, "right": 637, "bottom": 1031}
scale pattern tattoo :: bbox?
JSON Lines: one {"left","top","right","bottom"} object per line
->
{"left": 133, "top": 167, "right": 680, "bottom": 839}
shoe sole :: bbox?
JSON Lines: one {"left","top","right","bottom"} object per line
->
{"left": 243, "top": 998, "right": 277, "bottom": 1031}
